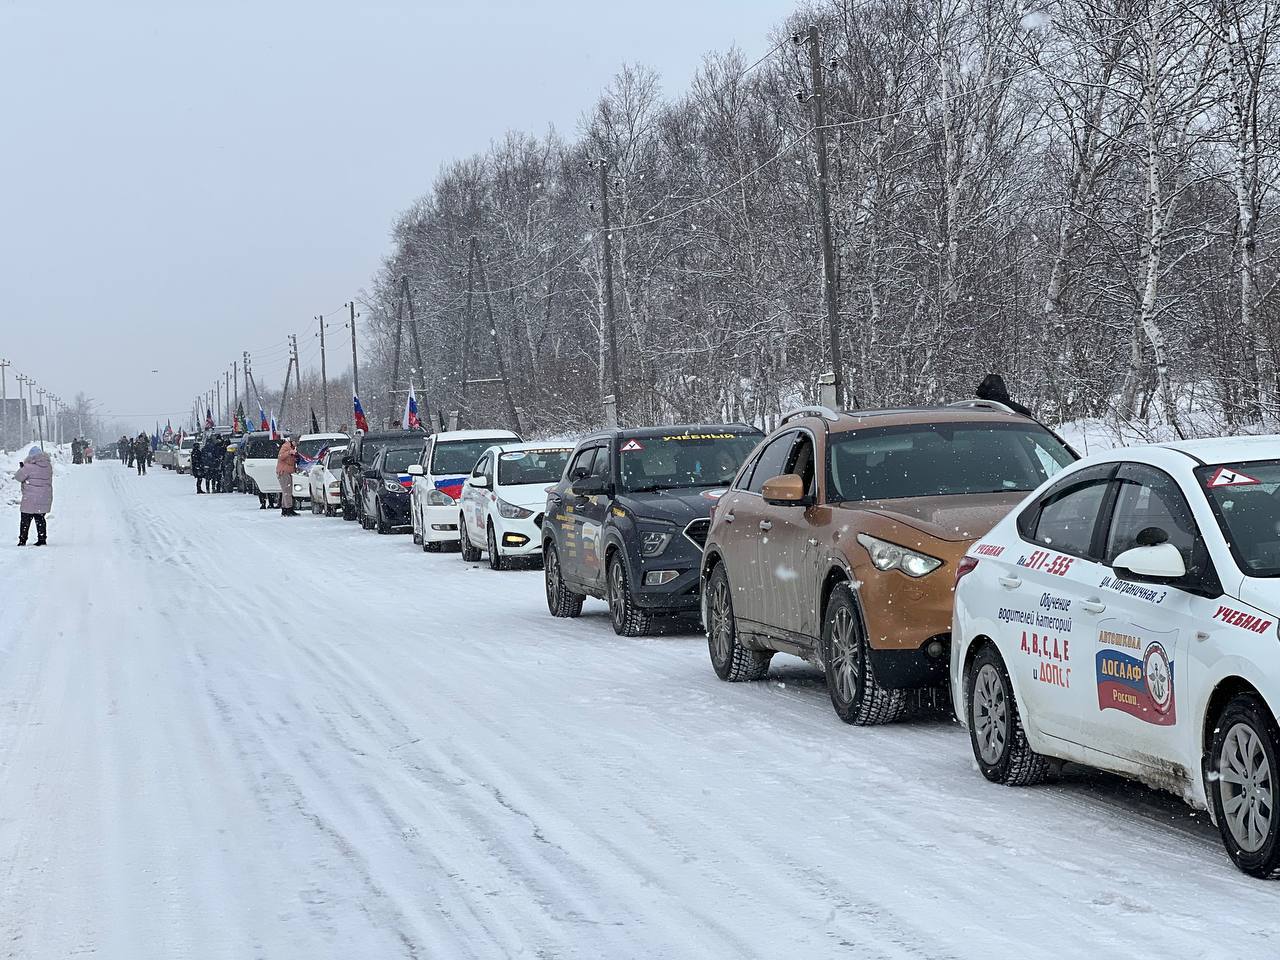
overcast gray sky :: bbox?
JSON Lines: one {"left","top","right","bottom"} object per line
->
{"left": 0, "top": 0, "right": 787, "bottom": 429}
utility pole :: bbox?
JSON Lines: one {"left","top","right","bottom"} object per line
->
{"left": 388, "top": 284, "right": 405, "bottom": 426}
{"left": 474, "top": 240, "right": 524, "bottom": 435}
{"left": 459, "top": 238, "right": 476, "bottom": 424}
{"left": 216, "top": 378, "right": 222, "bottom": 425}
{"left": 317, "top": 316, "right": 329, "bottom": 429}
{"left": 594, "top": 155, "right": 623, "bottom": 426}
{"left": 15, "top": 374, "right": 26, "bottom": 441}
{"left": 35, "top": 386, "right": 45, "bottom": 449}
{"left": 225, "top": 368, "right": 231, "bottom": 423}
{"left": 233, "top": 361, "right": 239, "bottom": 420}
{"left": 801, "top": 25, "right": 844, "bottom": 408}
{"left": 403, "top": 276, "right": 427, "bottom": 432}
{"left": 348, "top": 300, "right": 359, "bottom": 401}
{"left": 0, "top": 358, "right": 8, "bottom": 450}
{"left": 279, "top": 334, "right": 298, "bottom": 431}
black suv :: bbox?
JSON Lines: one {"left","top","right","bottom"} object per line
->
{"left": 543, "top": 423, "right": 762, "bottom": 635}
{"left": 359, "top": 437, "right": 427, "bottom": 534}
{"left": 340, "top": 430, "right": 412, "bottom": 523}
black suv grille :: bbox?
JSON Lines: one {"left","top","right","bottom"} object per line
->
{"left": 684, "top": 518, "right": 710, "bottom": 549}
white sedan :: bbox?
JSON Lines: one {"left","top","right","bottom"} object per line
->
{"left": 308, "top": 446, "right": 347, "bottom": 516}
{"left": 458, "top": 442, "right": 573, "bottom": 570}
{"left": 951, "top": 436, "right": 1280, "bottom": 877}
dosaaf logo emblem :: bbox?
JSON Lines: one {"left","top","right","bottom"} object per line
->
{"left": 1096, "top": 626, "right": 1177, "bottom": 726}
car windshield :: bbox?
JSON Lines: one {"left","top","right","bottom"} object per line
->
{"left": 619, "top": 432, "right": 759, "bottom": 493}
{"left": 498, "top": 448, "right": 571, "bottom": 486}
{"left": 432, "top": 438, "right": 509, "bottom": 475}
{"left": 1197, "top": 460, "right": 1280, "bottom": 577}
{"left": 296, "top": 437, "right": 343, "bottom": 459}
{"left": 246, "top": 437, "right": 283, "bottom": 459}
{"left": 326, "top": 450, "right": 347, "bottom": 469}
{"left": 826, "top": 422, "right": 1075, "bottom": 502}
{"left": 383, "top": 445, "right": 424, "bottom": 473}
{"left": 180, "top": 439, "right": 196, "bottom": 450}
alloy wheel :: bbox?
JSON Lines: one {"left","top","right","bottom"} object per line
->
{"left": 708, "top": 577, "right": 732, "bottom": 665}
{"left": 972, "top": 663, "right": 1009, "bottom": 766}
{"left": 1220, "top": 722, "right": 1274, "bottom": 853}
{"left": 608, "top": 560, "right": 626, "bottom": 629}
{"left": 828, "top": 606, "right": 860, "bottom": 704}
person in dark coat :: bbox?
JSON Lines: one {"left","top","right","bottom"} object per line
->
{"left": 206, "top": 438, "right": 224, "bottom": 493}
{"left": 121, "top": 435, "right": 133, "bottom": 467}
{"left": 194, "top": 436, "right": 208, "bottom": 493}
{"left": 975, "top": 374, "right": 1034, "bottom": 419}
{"left": 133, "top": 433, "right": 150, "bottom": 475}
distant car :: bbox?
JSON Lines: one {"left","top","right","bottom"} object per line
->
{"left": 240, "top": 432, "right": 284, "bottom": 503}
{"left": 359, "top": 437, "right": 427, "bottom": 534}
{"left": 543, "top": 423, "right": 763, "bottom": 635}
{"left": 458, "top": 442, "right": 574, "bottom": 569}
{"left": 308, "top": 446, "right": 347, "bottom": 516}
{"left": 176, "top": 436, "right": 198, "bottom": 473}
{"left": 154, "top": 443, "right": 177, "bottom": 469}
{"left": 287, "top": 432, "right": 348, "bottom": 506}
{"left": 408, "top": 428, "right": 522, "bottom": 551}
{"left": 340, "top": 430, "right": 414, "bottom": 524}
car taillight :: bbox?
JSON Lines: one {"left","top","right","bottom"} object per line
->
{"left": 954, "top": 556, "right": 979, "bottom": 588}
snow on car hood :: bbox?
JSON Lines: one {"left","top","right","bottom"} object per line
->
{"left": 840, "top": 492, "right": 1025, "bottom": 542}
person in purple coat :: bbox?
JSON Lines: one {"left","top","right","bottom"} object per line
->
{"left": 13, "top": 445, "right": 52, "bottom": 546}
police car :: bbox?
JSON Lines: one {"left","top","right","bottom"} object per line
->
{"left": 951, "top": 437, "right": 1280, "bottom": 877}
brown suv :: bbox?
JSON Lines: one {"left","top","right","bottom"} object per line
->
{"left": 700, "top": 403, "right": 1076, "bottom": 724}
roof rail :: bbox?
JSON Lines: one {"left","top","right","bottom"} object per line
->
{"left": 946, "top": 399, "right": 1015, "bottom": 414}
{"left": 780, "top": 405, "right": 841, "bottom": 425}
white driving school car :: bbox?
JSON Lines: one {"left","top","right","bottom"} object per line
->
{"left": 407, "top": 428, "right": 521, "bottom": 551}
{"left": 457, "top": 442, "right": 573, "bottom": 570}
{"left": 951, "top": 436, "right": 1280, "bottom": 877}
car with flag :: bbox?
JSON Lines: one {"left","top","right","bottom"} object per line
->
{"left": 408, "top": 428, "right": 522, "bottom": 551}
{"left": 308, "top": 445, "right": 347, "bottom": 516}
{"left": 359, "top": 435, "right": 428, "bottom": 534}
{"left": 288, "top": 432, "right": 348, "bottom": 506}
{"left": 457, "top": 442, "right": 574, "bottom": 569}
{"left": 543, "top": 423, "right": 762, "bottom": 635}
{"left": 239, "top": 431, "right": 284, "bottom": 503}
{"left": 340, "top": 430, "right": 414, "bottom": 523}
{"left": 950, "top": 436, "right": 1280, "bottom": 878}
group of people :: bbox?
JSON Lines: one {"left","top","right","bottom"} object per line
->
{"left": 116, "top": 433, "right": 153, "bottom": 475}
{"left": 70, "top": 437, "right": 94, "bottom": 464}
{"left": 193, "top": 434, "right": 230, "bottom": 494}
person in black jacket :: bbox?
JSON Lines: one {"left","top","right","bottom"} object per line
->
{"left": 975, "top": 374, "right": 1034, "bottom": 419}
{"left": 133, "top": 433, "right": 150, "bottom": 475}
{"left": 194, "top": 436, "right": 208, "bottom": 493}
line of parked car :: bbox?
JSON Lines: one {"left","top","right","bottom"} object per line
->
{"left": 175, "top": 398, "right": 1280, "bottom": 879}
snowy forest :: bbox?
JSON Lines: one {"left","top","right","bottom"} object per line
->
{"left": 326, "top": 0, "right": 1279, "bottom": 439}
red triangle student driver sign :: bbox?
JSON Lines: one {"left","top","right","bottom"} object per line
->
{"left": 1207, "top": 466, "right": 1260, "bottom": 488}
{"left": 621, "top": 439, "right": 644, "bottom": 452}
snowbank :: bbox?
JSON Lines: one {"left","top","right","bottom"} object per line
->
{"left": 0, "top": 444, "right": 70, "bottom": 509}
{"left": 1056, "top": 415, "right": 1280, "bottom": 457}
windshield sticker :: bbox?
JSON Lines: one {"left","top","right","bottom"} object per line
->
{"left": 1213, "top": 605, "right": 1273, "bottom": 634}
{"left": 1207, "top": 466, "right": 1260, "bottom": 488}
{"left": 1095, "top": 622, "right": 1177, "bottom": 725}
{"left": 660, "top": 433, "right": 736, "bottom": 441}
{"left": 501, "top": 452, "right": 527, "bottom": 461}
{"left": 620, "top": 439, "right": 644, "bottom": 452}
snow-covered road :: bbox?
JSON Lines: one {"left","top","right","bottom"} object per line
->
{"left": 0, "top": 462, "right": 1274, "bottom": 959}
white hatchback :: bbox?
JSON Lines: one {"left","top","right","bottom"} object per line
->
{"left": 951, "top": 437, "right": 1280, "bottom": 877}
{"left": 457, "top": 442, "right": 573, "bottom": 569}
{"left": 407, "top": 429, "right": 521, "bottom": 551}
{"left": 308, "top": 445, "right": 347, "bottom": 516}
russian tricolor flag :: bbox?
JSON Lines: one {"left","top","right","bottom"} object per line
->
{"left": 353, "top": 393, "right": 369, "bottom": 434}
{"left": 258, "top": 400, "right": 269, "bottom": 431}
{"left": 403, "top": 384, "right": 421, "bottom": 431}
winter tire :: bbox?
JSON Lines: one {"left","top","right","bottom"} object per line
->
{"left": 1210, "top": 693, "right": 1280, "bottom": 877}
{"left": 823, "top": 584, "right": 907, "bottom": 725}
{"left": 459, "top": 515, "right": 482, "bottom": 562}
{"left": 487, "top": 523, "right": 507, "bottom": 571}
{"left": 544, "top": 541, "right": 584, "bottom": 618}
{"left": 607, "top": 552, "right": 651, "bottom": 637}
{"left": 967, "top": 642, "right": 1053, "bottom": 785}
{"left": 341, "top": 493, "right": 357, "bottom": 522}
{"left": 376, "top": 503, "right": 391, "bottom": 534}
{"left": 705, "top": 562, "right": 771, "bottom": 681}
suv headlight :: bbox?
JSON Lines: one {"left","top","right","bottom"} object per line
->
{"left": 425, "top": 488, "right": 455, "bottom": 506}
{"left": 384, "top": 480, "right": 405, "bottom": 493}
{"left": 497, "top": 498, "right": 533, "bottom": 519}
{"left": 856, "top": 533, "right": 942, "bottom": 578}
{"left": 639, "top": 525, "right": 675, "bottom": 557}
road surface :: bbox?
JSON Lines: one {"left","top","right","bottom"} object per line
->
{"left": 0, "top": 460, "right": 1271, "bottom": 959}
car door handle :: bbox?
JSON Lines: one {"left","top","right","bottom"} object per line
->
{"left": 759, "top": 520, "right": 772, "bottom": 531}
{"left": 997, "top": 576, "right": 1021, "bottom": 589}
{"left": 723, "top": 511, "right": 735, "bottom": 522}
{"left": 1080, "top": 598, "right": 1107, "bottom": 614}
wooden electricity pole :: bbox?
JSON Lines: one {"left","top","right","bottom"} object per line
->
{"left": 804, "top": 25, "right": 844, "bottom": 408}
{"left": 388, "top": 284, "right": 405, "bottom": 426}
{"left": 459, "top": 237, "right": 477, "bottom": 424}
{"left": 317, "top": 316, "right": 329, "bottom": 429}
{"left": 404, "top": 275, "right": 426, "bottom": 424}
{"left": 474, "top": 240, "right": 524, "bottom": 435}
{"left": 595, "top": 156, "right": 623, "bottom": 426}
{"left": 279, "top": 334, "right": 298, "bottom": 430}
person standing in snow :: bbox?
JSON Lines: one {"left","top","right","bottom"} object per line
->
{"left": 193, "top": 436, "right": 209, "bottom": 494}
{"left": 13, "top": 445, "right": 52, "bottom": 546}
{"left": 121, "top": 435, "right": 133, "bottom": 467}
{"left": 133, "top": 433, "right": 150, "bottom": 475}
{"left": 276, "top": 435, "right": 299, "bottom": 516}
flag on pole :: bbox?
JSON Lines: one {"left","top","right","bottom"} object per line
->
{"left": 205, "top": 407, "right": 215, "bottom": 430}
{"left": 234, "top": 402, "right": 247, "bottom": 433}
{"left": 258, "top": 399, "right": 268, "bottom": 431}
{"left": 353, "top": 394, "right": 369, "bottom": 433}
{"left": 402, "top": 383, "right": 421, "bottom": 431}
{"left": 269, "top": 413, "right": 280, "bottom": 441}
{"left": 163, "top": 420, "right": 173, "bottom": 443}
{"left": 310, "top": 407, "right": 320, "bottom": 434}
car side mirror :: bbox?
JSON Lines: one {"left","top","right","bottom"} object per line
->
{"left": 571, "top": 476, "right": 608, "bottom": 497}
{"left": 406, "top": 463, "right": 424, "bottom": 476}
{"left": 571, "top": 466, "right": 590, "bottom": 482}
{"left": 471, "top": 475, "right": 490, "bottom": 489}
{"left": 761, "top": 473, "right": 810, "bottom": 506}
{"left": 1113, "top": 543, "right": 1186, "bottom": 581}
{"left": 364, "top": 468, "right": 379, "bottom": 479}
